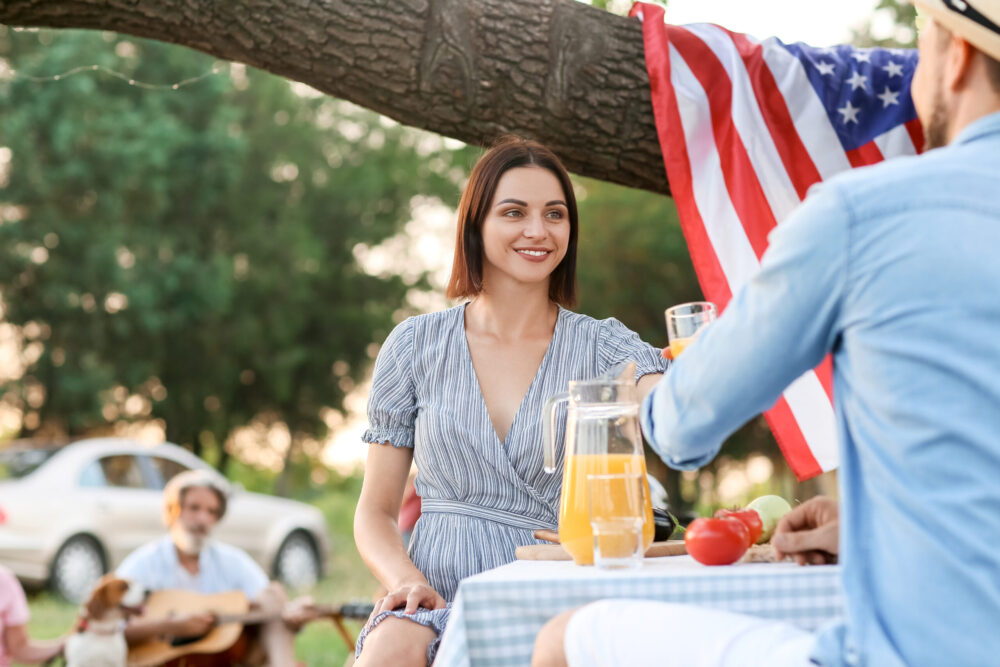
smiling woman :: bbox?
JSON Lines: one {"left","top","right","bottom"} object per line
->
{"left": 446, "top": 136, "right": 578, "bottom": 306}
{"left": 351, "top": 136, "right": 667, "bottom": 667}
{"left": 479, "top": 167, "right": 572, "bottom": 304}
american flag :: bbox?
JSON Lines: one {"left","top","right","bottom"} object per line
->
{"left": 630, "top": 2, "right": 922, "bottom": 480}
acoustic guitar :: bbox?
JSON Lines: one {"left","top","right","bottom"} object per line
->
{"left": 127, "top": 589, "right": 373, "bottom": 667}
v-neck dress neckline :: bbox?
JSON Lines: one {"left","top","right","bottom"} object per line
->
{"left": 459, "top": 303, "right": 564, "bottom": 449}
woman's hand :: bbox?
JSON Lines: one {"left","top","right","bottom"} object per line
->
{"left": 372, "top": 582, "right": 446, "bottom": 616}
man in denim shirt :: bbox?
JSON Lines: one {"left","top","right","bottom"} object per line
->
{"left": 534, "top": 1, "right": 1000, "bottom": 665}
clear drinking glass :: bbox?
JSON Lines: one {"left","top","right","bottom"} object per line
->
{"left": 587, "top": 473, "right": 646, "bottom": 570}
{"left": 665, "top": 301, "right": 717, "bottom": 358}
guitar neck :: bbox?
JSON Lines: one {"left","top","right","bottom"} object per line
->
{"left": 214, "top": 610, "right": 279, "bottom": 626}
{"left": 215, "top": 604, "right": 341, "bottom": 626}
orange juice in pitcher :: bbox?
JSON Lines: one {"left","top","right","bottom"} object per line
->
{"left": 543, "top": 370, "right": 654, "bottom": 566}
{"left": 558, "top": 453, "right": 654, "bottom": 565}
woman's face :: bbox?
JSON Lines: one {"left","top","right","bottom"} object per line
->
{"left": 480, "top": 166, "right": 571, "bottom": 291}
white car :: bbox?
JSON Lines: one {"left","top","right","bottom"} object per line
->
{"left": 0, "top": 438, "right": 330, "bottom": 603}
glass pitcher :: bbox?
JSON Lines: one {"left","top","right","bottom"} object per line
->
{"left": 543, "top": 378, "right": 654, "bottom": 565}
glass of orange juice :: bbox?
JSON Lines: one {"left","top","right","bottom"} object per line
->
{"left": 587, "top": 473, "right": 646, "bottom": 570}
{"left": 665, "top": 301, "right": 717, "bottom": 358}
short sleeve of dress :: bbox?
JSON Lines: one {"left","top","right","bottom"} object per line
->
{"left": 362, "top": 317, "right": 417, "bottom": 449}
{"left": 597, "top": 317, "right": 668, "bottom": 381}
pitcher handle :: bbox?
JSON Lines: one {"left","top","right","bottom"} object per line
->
{"left": 542, "top": 392, "right": 570, "bottom": 474}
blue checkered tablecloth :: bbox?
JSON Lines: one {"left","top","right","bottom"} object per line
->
{"left": 435, "top": 556, "right": 844, "bottom": 667}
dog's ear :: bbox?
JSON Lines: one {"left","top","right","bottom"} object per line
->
{"left": 106, "top": 578, "right": 130, "bottom": 607}
{"left": 85, "top": 574, "right": 115, "bottom": 619}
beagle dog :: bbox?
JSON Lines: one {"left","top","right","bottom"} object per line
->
{"left": 65, "top": 575, "right": 147, "bottom": 667}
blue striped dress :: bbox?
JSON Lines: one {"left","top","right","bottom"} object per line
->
{"left": 356, "top": 303, "right": 666, "bottom": 663}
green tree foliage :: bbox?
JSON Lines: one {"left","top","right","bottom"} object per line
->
{"left": 575, "top": 177, "right": 699, "bottom": 344}
{"left": 0, "top": 28, "right": 468, "bottom": 478}
{"left": 853, "top": 0, "right": 917, "bottom": 48}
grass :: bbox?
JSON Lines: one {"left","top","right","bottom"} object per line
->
{"left": 18, "top": 474, "right": 378, "bottom": 666}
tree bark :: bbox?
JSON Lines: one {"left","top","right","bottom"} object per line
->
{"left": 0, "top": 0, "right": 670, "bottom": 195}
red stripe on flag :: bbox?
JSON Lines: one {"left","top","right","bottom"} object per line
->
{"left": 722, "top": 29, "right": 823, "bottom": 200}
{"left": 905, "top": 118, "right": 925, "bottom": 154}
{"left": 763, "top": 396, "right": 824, "bottom": 481}
{"left": 845, "top": 139, "right": 884, "bottom": 168}
{"left": 635, "top": 4, "right": 733, "bottom": 305}
{"left": 634, "top": 3, "right": 832, "bottom": 481}
{"left": 815, "top": 355, "right": 834, "bottom": 402}
{"left": 667, "top": 26, "right": 778, "bottom": 261}
{"left": 702, "top": 28, "right": 839, "bottom": 407}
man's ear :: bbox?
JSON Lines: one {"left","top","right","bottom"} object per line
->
{"left": 946, "top": 35, "right": 977, "bottom": 92}
{"left": 164, "top": 499, "right": 181, "bottom": 527}
{"left": 106, "top": 579, "right": 129, "bottom": 607}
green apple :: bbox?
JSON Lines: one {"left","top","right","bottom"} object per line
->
{"left": 746, "top": 494, "right": 792, "bottom": 544}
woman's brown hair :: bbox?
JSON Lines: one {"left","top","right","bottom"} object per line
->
{"left": 445, "top": 136, "right": 578, "bottom": 306}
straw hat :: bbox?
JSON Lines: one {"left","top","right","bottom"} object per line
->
{"left": 914, "top": 0, "right": 1000, "bottom": 61}
{"left": 163, "top": 469, "right": 231, "bottom": 525}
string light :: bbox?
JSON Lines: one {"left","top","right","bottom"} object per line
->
{"left": 0, "top": 62, "right": 229, "bottom": 90}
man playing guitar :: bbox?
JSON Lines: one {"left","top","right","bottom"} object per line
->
{"left": 117, "top": 469, "right": 319, "bottom": 665}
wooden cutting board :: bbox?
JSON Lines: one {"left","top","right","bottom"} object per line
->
{"left": 515, "top": 540, "right": 687, "bottom": 561}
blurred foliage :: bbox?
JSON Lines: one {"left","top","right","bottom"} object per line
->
{"left": 0, "top": 0, "right": 911, "bottom": 507}
{"left": 0, "top": 27, "right": 473, "bottom": 482}
{"left": 853, "top": 0, "right": 917, "bottom": 48}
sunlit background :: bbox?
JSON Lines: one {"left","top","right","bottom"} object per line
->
{"left": 0, "top": 0, "right": 912, "bottom": 503}
{"left": 0, "top": 2, "right": 920, "bottom": 661}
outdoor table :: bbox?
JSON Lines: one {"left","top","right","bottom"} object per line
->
{"left": 435, "top": 555, "right": 844, "bottom": 667}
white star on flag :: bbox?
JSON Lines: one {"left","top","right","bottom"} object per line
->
{"left": 877, "top": 86, "right": 901, "bottom": 107}
{"left": 883, "top": 61, "right": 904, "bottom": 78}
{"left": 846, "top": 71, "right": 868, "bottom": 91}
{"left": 851, "top": 50, "right": 872, "bottom": 63}
{"left": 838, "top": 100, "right": 861, "bottom": 124}
{"left": 816, "top": 61, "right": 836, "bottom": 76}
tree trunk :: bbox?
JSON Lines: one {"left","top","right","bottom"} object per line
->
{"left": 0, "top": 0, "right": 670, "bottom": 195}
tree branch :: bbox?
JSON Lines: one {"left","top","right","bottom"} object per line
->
{"left": 0, "top": 0, "right": 669, "bottom": 195}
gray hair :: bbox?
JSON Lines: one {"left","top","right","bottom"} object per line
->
{"left": 163, "top": 469, "right": 231, "bottom": 526}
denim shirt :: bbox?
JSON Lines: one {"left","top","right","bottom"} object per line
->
{"left": 642, "top": 111, "right": 1000, "bottom": 666}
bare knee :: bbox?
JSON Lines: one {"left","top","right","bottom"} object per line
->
{"left": 532, "top": 607, "right": 578, "bottom": 667}
{"left": 355, "top": 616, "right": 436, "bottom": 667}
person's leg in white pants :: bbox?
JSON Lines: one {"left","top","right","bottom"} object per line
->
{"left": 533, "top": 599, "right": 816, "bottom": 667}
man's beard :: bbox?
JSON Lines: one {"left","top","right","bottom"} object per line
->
{"left": 172, "top": 525, "right": 208, "bottom": 555}
{"left": 924, "top": 84, "right": 950, "bottom": 150}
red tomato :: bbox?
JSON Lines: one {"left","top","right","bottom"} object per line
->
{"left": 684, "top": 517, "right": 749, "bottom": 565}
{"left": 714, "top": 508, "right": 764, "bottom": 547}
